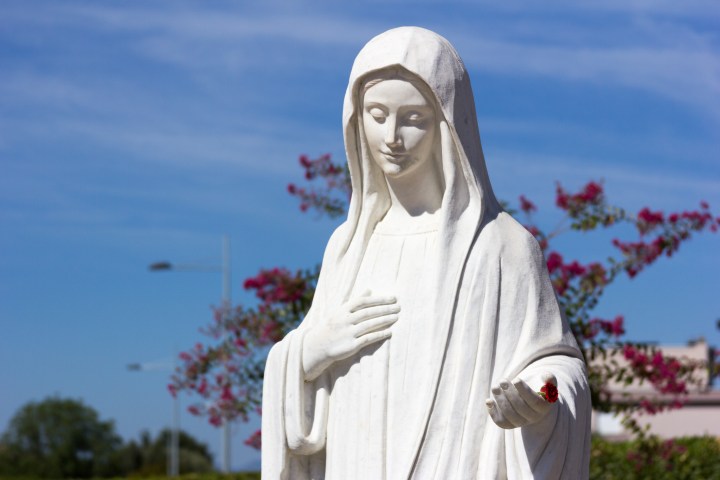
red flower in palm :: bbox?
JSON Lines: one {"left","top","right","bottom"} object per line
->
{"left": 539, "top": 382, "right": 559, "bottom": 403}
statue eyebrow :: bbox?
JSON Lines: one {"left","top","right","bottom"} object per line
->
{"left": 363, "top": 102, "right": 388, "bottom": 110}
{"left": 398, "top": 105, "right": 433, "bottom": 114}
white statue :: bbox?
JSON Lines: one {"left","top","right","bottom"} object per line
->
{"left": 263, "top": 27, "right": 591, "bottom": 479}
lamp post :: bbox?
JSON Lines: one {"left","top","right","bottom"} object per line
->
{"left": 127, "top": 359, "right": 179, "bottom": 476}
{"left": 149, "top": 234, "right": 233, "bottom": 473}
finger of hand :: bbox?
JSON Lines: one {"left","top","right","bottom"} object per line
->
{"left": 499, "top": 379, "right": 540, "bottom": 423}
{"left": 513, "top": 377, "right": 552, "bottom": 414}
{"left": 542, "top": 372, "right": 557, "bottom": 386}
{"left": 485, "top": 398, "right": 515, "bottom": 429}
{"left": 353, "top": 330, "right": 392, "bottom": 350}
{"left": 353, "top": 314, "right": 399, "bottom": 338}
{"left": 492, "top": 386, "right": 525, "bottom": 427}
{"left": 350, "top": 303, "right": 400, "bottom": 323}
{"left": 347, "top": 295, "right": 397, "bottom": 313}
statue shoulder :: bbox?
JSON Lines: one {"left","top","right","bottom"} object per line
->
{"left": 475, "top": 212, "right": 544, "bottom": 267}
{"left": 322, "top": 222, "right": 350, "bottom": 261}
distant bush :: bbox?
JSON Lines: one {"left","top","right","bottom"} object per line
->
{"left": 0, "top": 397, "right": 121, "bottom": 478}
{"left": 590, "top": 435, "right": 720, "bottom": 479}
{"left": 0, "top": 474, "right": 260, "bottom": 480}
{"left": 4, "top": 437, "right": 719, "bottom": 480}
{"left": 118, "top": 429, "right": 214, "bottom": 475}
{"left": 124, "top": 475, "right": 258, "bottom": 480}
{"left": 125, "top": 475, "right": 259, "bottom": 480}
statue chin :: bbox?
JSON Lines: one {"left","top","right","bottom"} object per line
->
{"left": 375, "top": 158, "right": 404, "bottom": 176}
{"left": 261, "top": 26, "right": 591, "bottom": 480}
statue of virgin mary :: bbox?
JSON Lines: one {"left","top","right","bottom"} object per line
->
{"left": 262, "top": 27, "right": 591, "bottom": 479}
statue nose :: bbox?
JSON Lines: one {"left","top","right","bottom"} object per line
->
{"left": 385, "top": 137, "right": 402, "bottom": 148}
{"left": 384, "top": 118, "right": 402, "bottom": 148}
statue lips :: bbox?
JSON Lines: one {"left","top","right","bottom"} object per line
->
{"left": 380, "top": 150, "right": 408, "bottom": 163}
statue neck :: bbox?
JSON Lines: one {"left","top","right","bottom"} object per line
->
{"left": 383, "top": 158, "right": 443, "bottom": 227}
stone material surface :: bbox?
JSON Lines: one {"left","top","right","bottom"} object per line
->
{"left": 262, "top": 27, "right": 591, "bottom": 479}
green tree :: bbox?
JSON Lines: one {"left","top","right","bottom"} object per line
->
{"left": 0, "top": 397, "right": 122, "bottom": 478}
{"left": 118, "top": 428, "right": 214, "bottom": 475}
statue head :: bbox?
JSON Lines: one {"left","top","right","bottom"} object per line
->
{"left": 360, "top": 70, "right": 440, "bottom": 181}
{"left": 342, "top": 27, "right": 499, "bottom": 223}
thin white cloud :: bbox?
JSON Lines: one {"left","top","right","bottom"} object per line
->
{"left": 457, "top": 38, "right": 719, "bottom": 113}
{"left": 4, "top": 2, "right": 717, "bottom": 113}
{"left": 0, "top": 69, "right": 342, "bottom": 175}
{"left": 0, "top": 74, "right": 99, "bottom": 109}
{"left": 553, "top": 0, "right": 720, "bottom": 18}
{"left": 98, "top": 6, "right": 720, "bottom": 114}
{"left": 0, "top": 72, "right": 191, "bottom": 121}
{"left": 354, "top": 0, "right": 720, "bottom": 18}
{"left": 479, "top": 116, "right": 718, "bottom": 170}
{"left": 61, "top": 4, "right": 378, "bottom": 47}
{"left": 491, "top": 149, "right": 720, "bottom": 207}
{"left": 5, "top": 116, "right": 339, "bottom": 174}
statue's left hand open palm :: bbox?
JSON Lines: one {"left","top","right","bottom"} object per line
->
{"left": 485, "top": 372, "right": 556, "bottom": 429}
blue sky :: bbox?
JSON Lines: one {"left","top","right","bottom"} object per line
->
{"left": 1, "top": 0, "right": 718, "bottom": 471}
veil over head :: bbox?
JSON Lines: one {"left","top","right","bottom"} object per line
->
{"left": 331, "top": 26, "right": 501, "bottom": 305}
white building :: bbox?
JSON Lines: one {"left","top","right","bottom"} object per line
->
{"left": 591, "top": 339, "right": 720, "bottom": 439}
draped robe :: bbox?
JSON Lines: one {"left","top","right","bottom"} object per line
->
{"left": 262, "top": 27, "right": 591, "bottom": 479}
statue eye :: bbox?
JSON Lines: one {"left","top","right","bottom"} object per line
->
{"left": 368, "top": 107, "right": 386, "bottom": 124}
{"left": 405, "top": 111, "right": 425, "bottom": 125}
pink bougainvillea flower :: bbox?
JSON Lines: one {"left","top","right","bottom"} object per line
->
{"left": 244, "top": 429, "right": 262, "bottom": 450}
{"left": 519, "top": 195, "right": 537, "bottom": 214}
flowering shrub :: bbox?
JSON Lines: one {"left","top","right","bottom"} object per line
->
{"left": 244, "top": 430, "right": 262, "bottom": 451}
{"left": 171, "top": 153, "right": 719, "bottom": 461}
{"left": 590, "top": 435, "right": 720, "bottom": 479}
{"left": 170, "top": 266, "right": 318, "bottom": 427}
{"left": 513, "top": 180, "right": 718, "bottom": 421}
{"left": 286, "top": 154, "right": 350, "bottom": 217}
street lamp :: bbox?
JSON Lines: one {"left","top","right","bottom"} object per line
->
{"left": 127, "top": 359, "right": 179, "bottom": 477}
{"left": 149, "top": 234, "right": 233, "bottom": 473}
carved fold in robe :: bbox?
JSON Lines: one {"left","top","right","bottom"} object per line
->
{"left": 262, "top": 27, "right": 591, "bottom": 479}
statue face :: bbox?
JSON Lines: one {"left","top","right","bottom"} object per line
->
{"left": 362, "top": 79, "right": 437, "bottom": 179}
